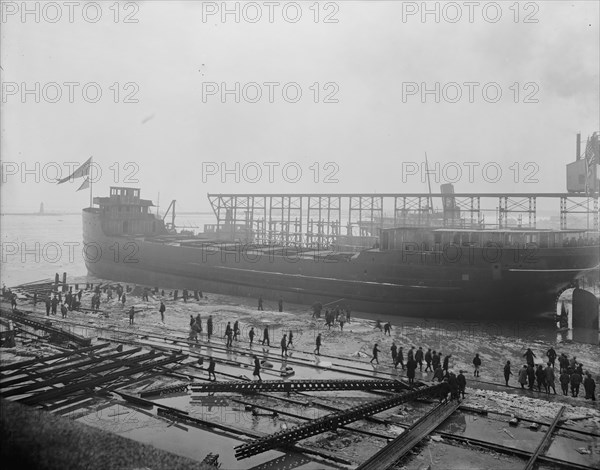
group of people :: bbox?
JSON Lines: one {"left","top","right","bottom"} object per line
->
{"left": 511, "top": 347, "right": 596, "bottom": 401}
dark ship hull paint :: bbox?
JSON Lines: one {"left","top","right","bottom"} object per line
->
{"left": 82, "top": 208, "right": 599, "bottom": 318}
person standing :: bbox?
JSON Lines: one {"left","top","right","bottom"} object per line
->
{"left": 433, "top": 364, "right": 444, "bottom": 382}
{"left": 253, "top": 355, "right": 262, "bottom": 382}
{"left": 432, "top": 351, "right": 440, "bottom": 369}
{"left": 225, "top": 322, "right": 233, "bottom": 348}
{"left": 457, "top": 370, "right": 467, "bottom": 399}
{"left": 249, "top": 327, "right": 255, "bottom": 346}
{"left": 258, "top": 296, "right": 264, "bottom": 311}
{"left": 11, "top": 293, "right": 17, "bottom": 311}
{"left": 527, "top": 364, "right": 535, "bottom": 390}
{"left": 570, "top": 369, "right": 582, "bottom": 397}
{"left": 415, "top": 347, "right": 424, "bottom": 372}
{"left": 121, "top": 293, "right": 126, "bottom": 306}
{"left": 45, "top": 296, "right": 51, "bottom": 316}
{"left": 473, "top": 353, "right": 482, "bottom": 377}
{"left": 523, "top": 348, "right": 536, "bottom": 368}
{"left": 287, "top": 330, "right": 294, "bottom": 348}
{"left": 60, "top": 303, "right": 67, "bottom": 318}
{"left": 278, "top": 297, "right": 283, "bottom": 312}
{"left": 448, "top": 372, "right": 459, "bottom": 400}
{"left": 370, "top": 343, "right": 381, "bottom": 365}
{"left": 233, "top": 321, "right": 240, "bottom": 341}
{"left": 207, "top": 315, "right": 213, "bottom": 342}
{"left": 583, "top": 373, "right": 596, "bottom": 401}
{"left": 280, "top": 334, "right": 288, "bottom": 357}
{"left": 207, "top": 358, "right": 216, "bottom": 381}
{"left": 503, "top": 361, "right": 512, "bottom": 386}
{"left": 407, "top": 346, "right": 415, "bottom": 363}
{"left": 545, "top": 362, "right": 556, "bottom": 394}
{"left": 546, "top": 347, "right": 557, "bottom": 368}
{"left": 261, "top": 326, "right": 270, "bottom": 346}
{"left": 390, "top": 343, "right": 398, "bottom": 367}
{"left": 406, "top": 357, "right": 417, "bottom": 385}
{"left": 129, "top": 306, "right": 135, "bottom": 325}
{"left": 518, "top": 365, "right": 528, "bottom": 389}
{"left": 559, "top": 369, "right": 570, "bottom": 395}
{"left": 443, "top": 354, "right": 451, "bottom": 373}
{"left": 536, "top": 364, "right": 546, "bottom": 392}
{"left": 384, "top": 322, "right": 392, "bottom": 336}
{"left": 424, "top": 348, "right": 433, "bottom": 372}
{"left": 159, "top": 301, "right": 166, "bottom": 322}
{"left": 396, "top": 346, "right": 405, "bottom": 370}
{"left": 314, "top": 333, "right": 322, "bottom": 355}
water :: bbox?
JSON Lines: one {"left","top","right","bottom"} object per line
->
{"left": 0, "top": 213, "right": 214, "bottom": 287}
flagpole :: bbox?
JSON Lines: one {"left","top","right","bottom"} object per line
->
{"left": 89, "top": 156, "right": 93, "bottom": 208}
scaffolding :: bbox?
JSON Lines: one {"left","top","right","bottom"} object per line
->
{"left": 207, "top": 193, "right": 599, "bottom": 248}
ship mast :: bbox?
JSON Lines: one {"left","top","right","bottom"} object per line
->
{"left": 424, "top": 152, "right": 434, "bottom": 214}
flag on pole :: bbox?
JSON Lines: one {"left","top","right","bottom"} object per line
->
{"left": 76, "top": 178, "right": 90, "bottom": 191}
{"left": 56, "top": 157, "right": 92, "bottom": 184}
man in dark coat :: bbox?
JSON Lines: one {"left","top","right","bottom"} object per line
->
{"left": 395, "top": 347, "right": 405, "bottom": 370}
{"left": 415, "top": 347, "right": 424, "bottom": 372}
{"left": 314, "top": 333, "right": 322, "bottom": 355}
{"left": 207, "top": 315, "right": 213, "bottom": 341}
{"left": 439, "top": 378, "right": 451, "bottom": 403}
{"left": 370, "top": 343, "right": 381, "bottom": 365}
{"left": 503, "top": 361, "right": 512, "bottom": 386}
{"left": 261, "top": 326, "right": 270, "bottom": 346}
{"left": 583, "top": 373, "right": 596, "bottom": 401}
{"left": 159, "top": 301, "right": 166, "bottom": 322}
{"left": 570, "top": 369, "right": 582, "bottom": 397}
{"left": 207, "top": 358, "right": 216, "bottom": 381}
{"left": 390, "top": 343, "right": 398, "bottom": 366}
{"left": 546, "top": 347, "right": 557, "bottom": 368}
{"left": 559, "top": 369, "right": 570, "bottom": 395}
{"left": 443, "top": 354, "right": 451, "bottom": 373}
{"left": 433, "top": 364, "right": 444, "bottom": 382}
{"left": 527, "top": 364, "right": 535, "bottom": 390}
{"left": 280, "top": 334, "right": 288, "bottom": 357}
{"left": 523, "top": 348, "right": 536, "bottom": 368}
{"left": 253, "top": 356, "right": 262, "bottom": 381}
{"left": 545, "top": 362, "right": 556, "bottom": 394}
{"left": 249, "top": 327, "right": 255, "bottom": 345}
{"left": 406, "top": 358, "right": 417, "bottom": 385}
{"left": 424, "top": 348, "right": 433, "bottom": 372}
{"left": 473, "top": 353, "right": 482, "bottom": 377}
{"left": 448, "top": 372, "right": 459, "bottom": 400}
{"left": 457, "top": 370, "right": 466, "bottom": 399}
{"left": 535, "top": 364, "right": 546, "bottom": 392}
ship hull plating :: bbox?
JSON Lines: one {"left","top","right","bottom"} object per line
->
{"left": 82, "top": 209, "right": 598, "bottom": 319}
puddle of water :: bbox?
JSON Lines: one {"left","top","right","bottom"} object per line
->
{"left": 77, "top": 402, "right": 333, "bottom": 469}
{"left": 439, "top": 412, "right": 546, "bottom": 453}
{"left": 546, "top": 429, "right": 600, "bottom": 467}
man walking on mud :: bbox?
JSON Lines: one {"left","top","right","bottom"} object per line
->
{"left": 261, "top": 326, "right": 270, "bottom": 346}
{"left": 314, "top": 333, "right": 322, "bottom": 355}
{"left": 159, "top": 301, "right": 166, "bottom": 322}
{"left": 370, "top": 343, "right": 381, "bottom": 365}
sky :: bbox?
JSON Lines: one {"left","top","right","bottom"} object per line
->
{"left": 0, "top": 0, "right": 599, "bottom": 213}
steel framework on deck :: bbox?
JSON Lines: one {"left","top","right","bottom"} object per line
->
{"left": 207, "top": 193, "right": 599, "bottom": 247}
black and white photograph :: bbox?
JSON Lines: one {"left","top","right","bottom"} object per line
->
{"left": 1, "top": 1, "right": 599, "bottom": 469}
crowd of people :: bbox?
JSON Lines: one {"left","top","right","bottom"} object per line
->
{"left": 366, "top": 332, "right": 597, "bottom": 403}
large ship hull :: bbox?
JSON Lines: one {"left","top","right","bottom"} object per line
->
{"left": 82, "top": 209, "right": 599, "bottom": 318}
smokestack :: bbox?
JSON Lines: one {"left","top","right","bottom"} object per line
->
{"left": 576, "top": 133, "right": 581, "bottom": 161}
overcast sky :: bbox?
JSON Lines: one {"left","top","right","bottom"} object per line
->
{"left": 1, "top": 0, "right": 598, "bottom": 213}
